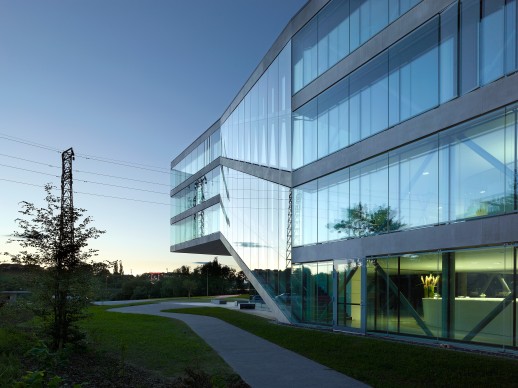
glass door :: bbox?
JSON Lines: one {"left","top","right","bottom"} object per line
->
{"left": 334, "top": 258, "right": 365, "bottom": 332}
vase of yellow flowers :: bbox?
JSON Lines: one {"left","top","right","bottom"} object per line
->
{"left": 421, "top": 274, "right": 440, "bottom": 298}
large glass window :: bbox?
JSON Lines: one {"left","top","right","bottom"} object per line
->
{"left": 292, "top": 99, "right": 318, "bottom": 169}
{"left": 293, "top": 103, "right": 518, "bottom": 247}
{"left": 171, "top": 167, "right": 221, "bottom": 218}
{"left": 291, "top": 261, "right": 333, "bottom": 325}
{"left": 293, "top": 180, "right": 318, "bottom": 246}
{"left": 366, "top": 246, "right": 516, "bottom": 347}
{"left": 440, "top": 3, "right": 458, "bottom": 103}
{"left": 292, "top": 0, "right": 422, "bottom": 93}
{"left": 389, "top": 17, "right": 439, "bottom": 125}
{"left": 171, "top": 129, "right": 221, "bottom": 189}
{"left": 317, "top": 0, "right": 350, "bottom": 75}
{"left": 293, "top": 15, "right": 444, "bottom": 169}
{"left": 292, "top": 2, "right": 518, "bottom": 169}
{"left": 336, "top": 258, "right": 363, "bottom": 329}
{"left": 389, "top": 136, "right": 439, "bottom": 230}
{"left": 219, "top": 43, "right": 291, "bottom": 171}
{"left": 170, "top": 203, "right": 220, "bottom": 246}
{"left": 350, "top": 52, "right": 389, "bottom": 140}
{"left": 460, "top": 0, "right": 480, "bottom": 94}
{"left": 439, "top": 109, "right": 513, "bottom": 221}
{"left": 219, "top": 167, "right": 290, "bottom": 302}
{"left": 480, "top": 0, "right": 505, "bottom": 85}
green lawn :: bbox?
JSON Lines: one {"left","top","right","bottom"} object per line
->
{"left": 165, "top": 307, "right": 518, "bottom": 388}
{"left": 81, "top": 305, "right": 238, "bottom": 380}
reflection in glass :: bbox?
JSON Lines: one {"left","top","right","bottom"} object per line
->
{"left": 292, "top": 0, "right": 421, "bottom": 93}
{"left": 292, "top": 261, "right": 333, "bottom": 325}
{"left": 389, "top": 136, "right": 439, "bottom": 230}
{"left": 480, "top": 0, "right": 505, "bottom": 85}
{"left": 389, "top": 17, "right": 439, "bottom": 125}
{"left": 366, "top": 245, "right": 516, "bottom": 347}
{"left": 293, "top": 103, "right": 518, "bottom": 247}
{"left": 220, "top": 167, "right": 291, "bottom": 310}
{"left": 336, "top": 258, "right": 362, "bottom": 329}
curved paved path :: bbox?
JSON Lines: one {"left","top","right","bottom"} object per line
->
{"left": 109, "top": 302, "right": 369, "bottom": 388}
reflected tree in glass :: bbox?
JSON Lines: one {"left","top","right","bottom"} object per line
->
{"left": 330, "top": 203, "right": 404, "bottom": 236}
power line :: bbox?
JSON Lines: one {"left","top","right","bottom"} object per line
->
{"left": 0, "top": 178, "right": 57, "bottom": 188}
{"left": 0, "top": 162, "right": 60, "bottom": 178}
{"left": 74, "top": 169, "right": 169, "bottom": 186}
{"left": 75, "top": 152, "right": 169, "bottom": 172}
{"left": 75, "top": 154, "right": 169, "bottom": 174}
{"left": 0, "top": 133, "right": 61, "bottom": 153}
{"left": 0, "top": 153, "right": 60, "bottom": 168}
{"left": 0, "top": 162, "right": 167, "bottom": 194}
{"left": 74, "top": 191, "right": 169, "bottom": 205}
{"left": 0, "top": 153, "right": 169, "bottom": 186}
{"left": 75, "top": 178, "right": 168, "bottom": 195}
{"left": 0, "top": 178, "right": 169, "bottom": 206}
{"left": 0, "top": 132, "right": 169, "bottom": 174}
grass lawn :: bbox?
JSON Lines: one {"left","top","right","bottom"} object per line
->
{"left": 166, "top": 307, "right": 518, "bottom": 388}
{"left": 81, "top": 305, "right": 239, "bottom": 380}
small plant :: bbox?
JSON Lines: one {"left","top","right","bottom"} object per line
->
{"left": 420, "top": 274, "right": 440, "bottom": 298}
{"left": 13, "top": 370, "right": 64, "bottom": 388}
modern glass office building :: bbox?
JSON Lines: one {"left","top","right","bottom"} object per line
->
{"left": 171, "top": 0, "right": 518, "bottom": 351}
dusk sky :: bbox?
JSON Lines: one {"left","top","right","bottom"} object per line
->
{"left": 0, "top": 0, "right": 307, "bottom": 274}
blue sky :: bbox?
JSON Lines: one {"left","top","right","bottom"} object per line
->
{"left": 0, "top": 0, "right": 306, "bottom": 274}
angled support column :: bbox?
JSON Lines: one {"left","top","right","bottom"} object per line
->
{"left": 374, "top": 261, "right": 434, "bottom": 337}
{"left": 463, "top": 292, "right": 515, "bottom": 342}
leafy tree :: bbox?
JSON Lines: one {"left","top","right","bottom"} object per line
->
{"left": 182, "top": 278, "right": 197, "bottom": 298}
{"left": 331, "top": 204, "right": 405, "bottom": 237}
{"left": 4, "top": 184, "right": 105, "bottom": 350}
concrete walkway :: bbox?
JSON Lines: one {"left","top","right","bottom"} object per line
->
{"left": 109, "top": 302, "right": 369, "bottom": 388}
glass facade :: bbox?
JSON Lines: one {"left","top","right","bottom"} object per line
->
{"left": 292, "top": 261, "right": 334, "bottom": 325}
{"left": 170, "top": 203, "right": 220, "bottom": 246}
{"left": 292, "top": 0, "right": 421, "bottom": 93}
{"left": 367, "top": 245, "right": 516, "bottom": 347}
{"left": 219, "top": 167, "right": 291, "bottom": 309}
{"left": 171, "top": 167, "right": 221, "bottom": 218}
{"left": 171, "top": 129, "right": 221, "bottom": 189}
{"left": 221, "top": 43, "right": 291, "bottom": 171}
{"left": 293, "top": 1, "right": 518, "bottom": 169}
{"left": 294, "top": 103, "right": 517, "bottom": 246}
{"left": 171, "top": 0, "right": 518, "bottom": 350}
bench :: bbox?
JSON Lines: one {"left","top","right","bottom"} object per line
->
{"left": 211, "top": 299, "right": 227, "bottom": 305}
{"left": 239, "top": 303, "right": 255, "bottom": 310}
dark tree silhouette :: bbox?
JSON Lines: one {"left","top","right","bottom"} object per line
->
{"left": 4, "top": 184, "right": 104, "bottom": 350}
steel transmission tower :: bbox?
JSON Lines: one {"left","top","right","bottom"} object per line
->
{"left": 59, "top": 147, "right": 75, "bottom": 260}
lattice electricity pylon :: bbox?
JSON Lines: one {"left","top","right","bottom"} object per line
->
{"left": 59, "top": 147, "right": 75, "bottom": 261}
{"left": 285, "top": 189, "right": 293, "bottom": 268}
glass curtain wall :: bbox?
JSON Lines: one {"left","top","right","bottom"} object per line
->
{"left": 171, "top": 130, "right": 221, "bottom": 189}
{"left": 221, "top": 43, "right": 291, "bottom": 171}
{"left": 293, "top": 1, "right": 518, "bottom": 170}
{"left": 336, "top": 258, "right": 363, "bottom": 329}
{"left": 170, "top": 203, "right": 220, "bottom": 246}
{"left": 293, "top": 14, "right": 442, "bottom": 169}
{"left": 171, "top": 167, "right": 221, "bottom": 218}
{"left": 219, "top": 167, "right": 291, "bottom": 309}
{"left": 292, "top": 0, "right": 421, "bottom": 93}
{"left": 367, "top": 245, "right": 516, "bottom": 348}
{"left": 291, "top": 261, "right": 334, "bottom": 325}
{"left": 293, "top": 103, "right": 517, "bottom": 247}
